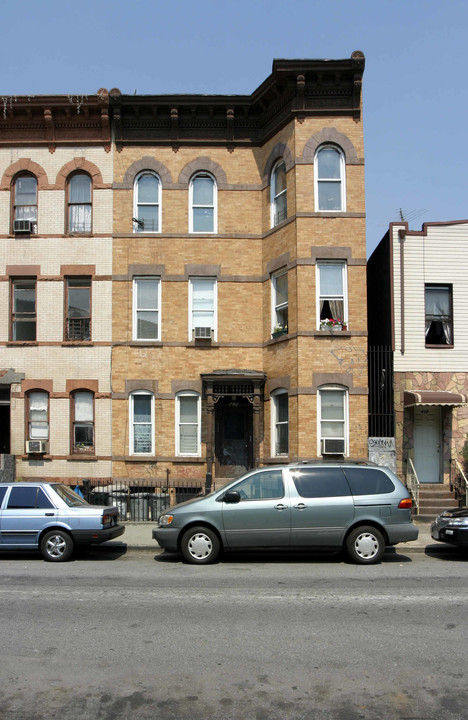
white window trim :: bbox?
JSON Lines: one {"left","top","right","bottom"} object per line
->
{"left": 132, "top": 276, "right": 161, "bottom": 342}
{"left": 316, "top": 261, "right": 348, "bottom": 330}
{"left": 129, "top": 391, "right": 155, "bottom": 456}
{"left": 270, "top": 159, "right": 287, "bottom": 228}
{"left": 189, "top": 172, "right": 217, "bottom": 234}
{"left": 188, "top": 277, "right": 218, "bottom": 342}
{"left": 314, "top": 145, "right": 346, "bottom": 213}
{"left": 317, "top": 385, "right": 349, "bottom": 456}
{"left": 271, "top": 388, "right": 289, "bottom": 457}
{"left": 271, "top": 269, "right": 288, "bottom": 334}
{"left": 133, "top": 171, "right": 161, "bottom": 233}
{"left": 175, "top": 391, "right": 201, "bottom": 457}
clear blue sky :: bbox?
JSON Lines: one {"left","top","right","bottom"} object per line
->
{"left": 1, "top": 0, "right": 467, "bottom": 255}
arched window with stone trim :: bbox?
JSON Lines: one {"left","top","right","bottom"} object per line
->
{"left": 270, "top": 159, "right": 287, "bottom": 227}
{"left": 67, "top": 173, "right": 92, "bottom": 233}
{"left": 133, "top": 171, "right": 161, "bottom": 233}
{"left": 315, "top": 145, "right": 346, "bottom": 212}
{"left": 189, "top": 172, "right": 217, "bottom": 233}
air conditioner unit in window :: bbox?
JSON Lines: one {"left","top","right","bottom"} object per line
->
{"left": 26, "top": 440, "right": 47, "bottom": 454}
{"left": 194, "top": 327, "right": 213, "bottom": 339}
{"left": 13, "top": 219, "right": 33, "bottom": 233}
{"left": 321, "top": 438, "right": 345, "bottom": 455}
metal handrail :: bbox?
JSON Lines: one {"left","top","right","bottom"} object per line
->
{"left": 451, "top": 459, "right": 468, "bottom": 506}
{"left": 406, "top": 458, "right": 420, "bottom": 514}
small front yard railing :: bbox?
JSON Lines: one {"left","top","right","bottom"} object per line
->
{"left": 450, "top": 459, "right": 468, "bottom": 507}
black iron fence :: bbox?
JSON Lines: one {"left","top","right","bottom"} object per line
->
{"left": 368, "top": 346, "right": 395, "bottom": 437}
{"left": 72, "top": 478, "right": 203, "bottom": 522}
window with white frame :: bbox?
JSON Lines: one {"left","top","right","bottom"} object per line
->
{"left": 68, "top": 173, "right": 92, "bottom": 233}
{"left": 425, "top": 284, "right": 453, "bottom": 346}
{"left": 189, "top": 278, "right": 217, "bottom": 341}
{"left": 66, "top": 277, "right": 91, "bottom": 341}
{"left": 271, "top": 269, "right": 288, "bottom": 335}
{"left": 189, "top": 173, "right": 216, "bottom": 233}
{"left": 176, "top": 392, "right": 201, "bottom": 456}
{"left": 271, "top": 389, "right": 289, "bottom": 456}
{"left": 270, "top": 160, "right": 287, "bottom": 227}
{"left": 27, "top": 391, "right": 49, "bottom": 440}
{"left": 72, "top": 390, "right": 94, "bottom": 453}
{"left": 318, "top": 386, "right": 348, "bottom": 456}
{"left": 13, "top": 174, "right": 37, "bottom": 232}
{"left": 133, "top": 172, "right": 161, "bottom": 232}
{"left": 317, "top": 261, "right": 347, "bottom": 330}
{"left": 133, "top": 277, "right": 161, "bottom": 341}
{"left": 315, "top": 145, "right": 346, "bottom": 212}
{"left": 129, "top": 391, "right": 154, "bottom": 455}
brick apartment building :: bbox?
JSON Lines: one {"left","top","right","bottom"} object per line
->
{"left": 0, "top": 93, "right": 113, "bottom": 485}
{"left": 110, "top": 52, "right": 368, "bottom": 492}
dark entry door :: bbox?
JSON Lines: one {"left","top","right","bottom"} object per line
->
{"left": 0, "top": 388, "right": 10, "bottom": 454}
{"left": 215, "top": 398, "right": 253, "bottom": 478}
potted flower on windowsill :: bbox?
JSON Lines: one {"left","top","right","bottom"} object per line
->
{"left": 320, "top": 318, "right": 347, "bottom": 332}
{"left": 272, "top": 323, "right": 288, "bottom": 339}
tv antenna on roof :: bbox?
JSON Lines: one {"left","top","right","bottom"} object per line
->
{"left": 398, "top": 208, "right": 427, "bottom": 224}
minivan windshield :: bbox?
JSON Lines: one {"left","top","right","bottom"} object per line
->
{"left": 52, "top": 484, "right": 89, "bottom": 507}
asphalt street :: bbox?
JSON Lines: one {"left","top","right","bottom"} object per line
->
{"left": 0, "top": 544, "right": 466, "bottom": 720}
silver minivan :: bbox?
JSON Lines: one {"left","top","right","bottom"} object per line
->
{"left": 153, "top": 462, "right": 418, "bottom": 565}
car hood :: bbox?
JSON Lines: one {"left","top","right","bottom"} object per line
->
{"left": 442, "top": 507, "right": 468, "bottom": 518}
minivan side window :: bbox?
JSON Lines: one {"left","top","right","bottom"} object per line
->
{"left": 7, "top": 486, "right": 55, "bottom": 509}
{"left": 291, "top": 467, "right": 351, "bottom": 498}
{"left": 0, "top": 486, "right": 7, "bottom": 507}
{"left": 232, "top": 470, "right": 284, "bottom": 500}
{"left": 343, "top": 468, "right": 395, "bottom": 495}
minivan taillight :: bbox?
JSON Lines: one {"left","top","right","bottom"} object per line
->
{"left": 398, "top": 498, "right": 412, "bottom": 509}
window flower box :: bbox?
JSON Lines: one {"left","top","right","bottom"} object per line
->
{"left": 272, "top": 324, "right": 288, "bottom": 339}
{"left": 320, "top": 318, "right": 347, "bottom": 332}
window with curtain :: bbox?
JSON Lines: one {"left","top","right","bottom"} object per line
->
{"left": 315, "top": 145, "right": 345, "bottom": 212}
{"left": 176, "top": 392, "right": 201, "bottom": 455}
{"left": 271, "top": 389, "right": 289, "bottom": 456}
{"left": 271, "top": 270, "right": 288, "bottom": 334}
{"left": 133, "top": 277, "right": 160, "bottom": 341}
{"left": 133, "top": 172, "right": 160, "bottom": 232}
{"left": 189, "top": 278, "right": 216, "bottom": 340}
{"left": 318, "top": 386, "right": 348, "bottom": 455}
{"left": 28, "top": 391, "right": 49, "bottom": 440}
{"left": 270, "top": 160, "right": 287, "bottom": 227}
{"left": 12, "top": 278, "right": 36, "bottom": 341}
{"left": 72, "top": 391, "right": 94, "bottom": 453}
{"left": 13, "top": 174, "right": 37, "bottom": 231}
{"left": 317, "top": 261, "right": 347, "bottom": 329}
{"left": 189, "top": 173, "right": 216, "bottom": 233}
{"left": 425, "top": 284, "right": 453, "bottom": 346}
{"left": 68, "top": 174, "right": 92, "bottom": 233}
{"left": 130, "top": 392, "right": 154, "bottom": 455}
{"left": 66, "top": 277, "right": 91, "bottom": 341}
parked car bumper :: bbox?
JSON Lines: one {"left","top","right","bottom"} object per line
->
{"left": 385, "top": 523, "right": 419, "bottom": 545}
{"left": 431, "top": 523, "right": 468, "bottom": 547}
{"left": 71, "top": 524, "right": 126, "bottom": 545}
{"left": 153, "top": 527, "right": 180, "bottom": 552}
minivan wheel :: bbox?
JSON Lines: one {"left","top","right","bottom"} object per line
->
{"left": 181, "top": 526, "right": 220, "bottom": 565}
{"left": 40, "top": 530, "right": 74, "bottom": 562}
{"left": 346, "top": 526, "right": 385, "bottom": 565}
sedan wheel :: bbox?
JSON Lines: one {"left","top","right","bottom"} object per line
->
{"left": 181, "top": 526, "right": 220, "bottom": 565}
{"left": 346, "top": 526, "right": 385, "bottom": 565}
{"left": 40, "top": 530, "right": 74, "bottom": 562}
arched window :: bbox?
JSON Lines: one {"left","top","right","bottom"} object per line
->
{"left": 27, "top": 390, "right": 49, "bottom": 440}
{"left": 129, "top": 391, "right": 154, "bottom": 455}
{"left": 318, "top": 386, "right": 348, "bottom": 456}
{"left": 133, "top": 172, "right": 161, "bottom": 232}
{"left": 68, "top": 173, "right": 92, "bottom": 233}
{"left": 270, "top": 160, "right": 287, "bottom": 227}
{"left": 71, "top": 390, "right": 94, "bottom": 454}
{"left": 189, "top": 172, "right": 216, "bottom": 233}
{"left": 13, "top": 174, "right": 37, "bottom": 232}
{"left": 271, "top": 389, "right": 289, "bottom": 456}
{"left": 315, "top": 145, "right": 345, "bottom": 212}
{"left": 175, "top": 392, "right": 201, "bottom": 456}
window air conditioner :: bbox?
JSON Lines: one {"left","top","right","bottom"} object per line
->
{"left": 26, "top": 440, "right": 47, "bottom": 454}
{"left": 321, "top": 438, "right": 345, "bottom": 455}
{"left": 13, "top": 219, "right": 33, "bottom": 233}
{"left": 194, "top": 327, "right": 212, "bottom": 339}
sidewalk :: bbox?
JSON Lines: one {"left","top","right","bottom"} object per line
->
{"left": 118, "top": 519, "right": 437, "bottom": 553}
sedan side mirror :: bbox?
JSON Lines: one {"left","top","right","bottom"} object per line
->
{"left": 223, "top": 491, "right": 241, "bottom": 504}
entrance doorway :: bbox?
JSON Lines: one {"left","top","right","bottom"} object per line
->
{"left": 0, "top": 387, "right": 10, "bottom": 454}
{"left": 215, "top": 397, "right": 253, "bottom": 479}
{"left": 414, "top": 406, "right": 442, "bottom": 483}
